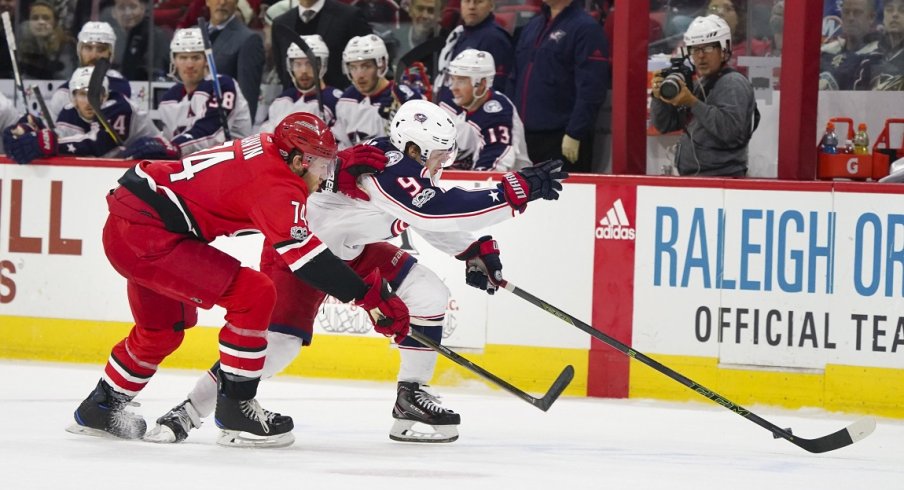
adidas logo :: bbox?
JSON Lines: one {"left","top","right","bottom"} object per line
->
{"left": 596, "top": 199, "right": 636, "bottom": 240}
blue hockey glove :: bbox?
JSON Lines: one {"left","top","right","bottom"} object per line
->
{"left": 500, "top": 158, "right": 569, "bottom": 213}
{"left": 4, "top": 125, "right": 56, "bottom": 164}
{"left": 121, "top": 136, "right": 180, "bottom": 160}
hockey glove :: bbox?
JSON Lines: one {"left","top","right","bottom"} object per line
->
{"left": 336, "top": 145, "right": 387, "bottom": 200}
{"left": 356, "top": 269, "right": 410, "bottom": 343}
{"left": 455, "top": 235, "right": 503, "bottom": 295}
{"left": 500, "top": 158, "right": 569, "bottom": 213}
{"left": 4, "top": 126, "right": 56, "bottom": 165}
{"left": 121, "top": 136, "right": 181, "bottom": 160}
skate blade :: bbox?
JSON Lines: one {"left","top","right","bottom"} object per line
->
{"left": 65, "top": 423, "right": 122, "bottom": 440}
{"left": 389, "top": 419, "right": 459, "bottom": 443}
{"left": 216, "top": 429, "right": 295, "bottom": 449}
{"left": 143, "top": 425, "right": 178, "bottom": 444}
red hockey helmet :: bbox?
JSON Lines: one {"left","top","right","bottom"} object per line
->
{"left": 273, "top": 112, "right": 338, "bottom": 161}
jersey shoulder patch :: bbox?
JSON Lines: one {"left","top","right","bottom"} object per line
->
{"left": 385, "top": 150, "right": 405, "bottom": 167}
{"left": 483, "top": 100, "right": 503, "bottom": 113}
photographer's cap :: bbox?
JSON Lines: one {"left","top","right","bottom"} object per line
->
{"left": 683, "top": 14, "right": 732, "bottom": 52}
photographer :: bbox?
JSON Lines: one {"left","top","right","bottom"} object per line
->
{"left": 651, "top": 14, "right": 757, "bottom": 177}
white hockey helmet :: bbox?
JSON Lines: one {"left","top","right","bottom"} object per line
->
{"left": 390, "top": 99, "right": 458, "bottom": 168}
{"left": 286, "top": 35, "right": 330, "bottom": 80}
{"left": 342, "top": 34, "right": 389, "bottom": 79}
{"left": 683, "top": 14, "right": 732, "bottom": 53}
{"left": 447, "top": 49, "right": 496, "bottom": 95}
{"left": 169, "top": 28, "right": 207, "bottom": 78}
{"left": 77, "top": 21, "right": 116, "bottom": 58}
{"left": 69, "top": 66, "right": 107, "bottom": 97}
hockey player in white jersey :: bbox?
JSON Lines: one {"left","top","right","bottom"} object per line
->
{"left": 153, "top": 28, "right": 252, "bottom": 157}
{"left": 259, "top": 36, "right": 343, "bottom": 133}
{"left": 47, "top": 22, "right": 132, "bottom": 120}
{"left": 333, "top": 34, "right": 423, "bottom": 149}
{"left": 145, "top": 100, "right": 568, "bottom": 445}
{"left": 3, "top": 66, "right": 168, "bottom": 164}
{"left": 438, "top": 49, "right": 530, "bottom": 172}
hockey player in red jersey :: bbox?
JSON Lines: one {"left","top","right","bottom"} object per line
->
{"left": 146, "top": 100, "right": 568, "bottom": 445}
{"left": 66, "top": 113, "right": 410, "bottom": 448}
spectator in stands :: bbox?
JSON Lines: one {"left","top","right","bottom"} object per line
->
{"left": 819, "top": 0, "right": 879, "bottom": 90}
{"left": 507, "top": 0, "right": 609, "bottom": 172}
{"left": 17, "top": 0, "right": 78, "bottom": 80}
{"left": 650, "top": 15, "right": 757, "bottom": 177}
{"left": 855, "top": 0, "right": 904, "bottom": 91}
{"left": 436, "top": 0, "right": 513, "bottom": 93}
{"left": 103, "top": 0, "right": 171, "bottom": 81}
{"left": 205, "top": 0, "right": 266, "bottom": 120}
{"left": 271, "top": 0, "right": 373, "bottom": 90}
{"left": 707, "top": 0, "right": 771, "bottom": 71}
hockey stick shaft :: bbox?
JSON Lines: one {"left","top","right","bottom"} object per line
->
{"left": 501, "top": 280, "right": 876, "bottom": 453}
{"left": 2, "top": 12, "right": 33, "bottom": 118}
{"left": 86, "top": 58, "right": 123, "bottom": 145}
{"left": 272, "top": 24, "right": 324, "bottom": 120}
{"left": 198, "top": 18, "right": 232, "bottom": 141}
{"left": 406, "top": 329, "right": 573, "bottom": 412}
{"left": 32, "top": 86, "right": 55, "bottom": 130}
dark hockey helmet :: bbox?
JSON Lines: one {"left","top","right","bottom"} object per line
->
{"left": 273, "top": 112, "right": 338, "bottom": 162}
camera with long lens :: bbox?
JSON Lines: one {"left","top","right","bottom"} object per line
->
{"left": 659, "top": 57, "right": 694, "bottom": 100}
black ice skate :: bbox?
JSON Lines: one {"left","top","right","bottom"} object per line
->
{"left": 390, "top": 382, "right": 460, "bottom": 443}
{"left": 214, "top": 372, "right": 294, "bottom": 448}
{"left": 66, "top": 379, "right": 147, "bottom": 440}
{"left": 144, "top": 399, "right": 202, "bottom": 443}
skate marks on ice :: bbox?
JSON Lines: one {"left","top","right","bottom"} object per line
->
{"left": 0, "top": 361, "right": 902, "bottom": 490}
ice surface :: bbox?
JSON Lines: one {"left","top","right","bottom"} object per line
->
{"left": 1, "top": 360, "right": 901, "bottom": 490}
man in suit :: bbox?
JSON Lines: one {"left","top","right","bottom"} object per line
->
{"left": 206, "top": 0, "right": 266, "bottom": 121}
{"left": 271, "top": 0, "right": 372, "bottom": 90}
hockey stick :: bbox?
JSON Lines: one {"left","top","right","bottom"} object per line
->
{"left": 272, "top": 23, "right": 325, "bottom": 121}
{"left": 406, "top": 329, "right": 573, "bottom": 412}
{"left": 87, "top": 58, "right": 124, "bottom": 146}
{"left": 393, "top": 34, "right": 445, "bottom": 88}
{"left": 197, "top": 17, "right": 232, "bottom": 141}
{"left": 2, "top": 11, "right": 36, "bottom": 122}
{"left": 500, "top": 280, "right": 877, "bottom": 453}
{"left": 32, "top": 86, "right": 55, "bottom": 130}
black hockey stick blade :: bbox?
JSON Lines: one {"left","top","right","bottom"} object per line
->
{"left": 406, "top": 329, "right": 573, "bottom": 412}
{"left": 500, "top": 280, "right": 877, "bottom": 453}
{"left": 87, "top": 58, "right": 123, "bottom": 146}
{"left": 394, "top": 34, "right": 445, "bottom": 86}
{"left": 33, "top": 86, "right": 55, "bottom": 130}
{"left": 272, "top": 23, "right": 324, "bottom": 118}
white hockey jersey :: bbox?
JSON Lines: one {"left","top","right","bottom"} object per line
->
{"left": 0, "top": 92, "right": 21, "bottom": 153}
{"left": 333, "top": 82, "right": 421, "bottom": 149}
{"left": 47, "top": 69, "right": 132, "bottom": 123}
{"left": 157, "top": 74, "right": 252, "bottom": 155}
{"left": 259, "top": 86, "right": 342, "bottom": 133}
{"left": 437, "top": 88, "right": 530, "bottom": 172}
{"left": 307, "top": 137, "right": 522, "bottom": 261}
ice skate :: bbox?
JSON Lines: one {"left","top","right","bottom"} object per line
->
{"left": 214, "top": 394, "right": 295, "bottom": 448}
{"left": 66, "top": 379, "right": 147, "bottom": 440}
{"left": 390, "top": 382, "right": 460, "bottom": 443}
{"left": 144, "top": 399, "right": 202, "bottom": 443}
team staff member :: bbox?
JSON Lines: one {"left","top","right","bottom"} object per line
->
{"left": 507, "top": 0, "right": 609, "bottom": 172}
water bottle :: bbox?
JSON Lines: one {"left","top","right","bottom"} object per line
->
{"left": 821, "top": 122, "right": 838, "bottom": 154}
{"left": 853, "top": 123, "right": 870, "bottom": 155}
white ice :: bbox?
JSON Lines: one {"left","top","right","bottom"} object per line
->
{"left": 1, "top": 360, "right": 901, "bottom": 490}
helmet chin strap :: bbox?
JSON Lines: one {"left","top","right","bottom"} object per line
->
{"left": 462, "top": 79, "right": 489, "bottom": 111}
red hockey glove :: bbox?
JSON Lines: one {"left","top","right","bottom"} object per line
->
{"left": 356, "top": 269, "right": 410, "bottom": 342}
{"left": 500, "top": 158, "right": 569, "bottom": 213}
{"left": 455, "top": 235, "right": 503, "bottom": 295}
{"left": 336, "top": 145, "right": 387, "bottom": 200}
